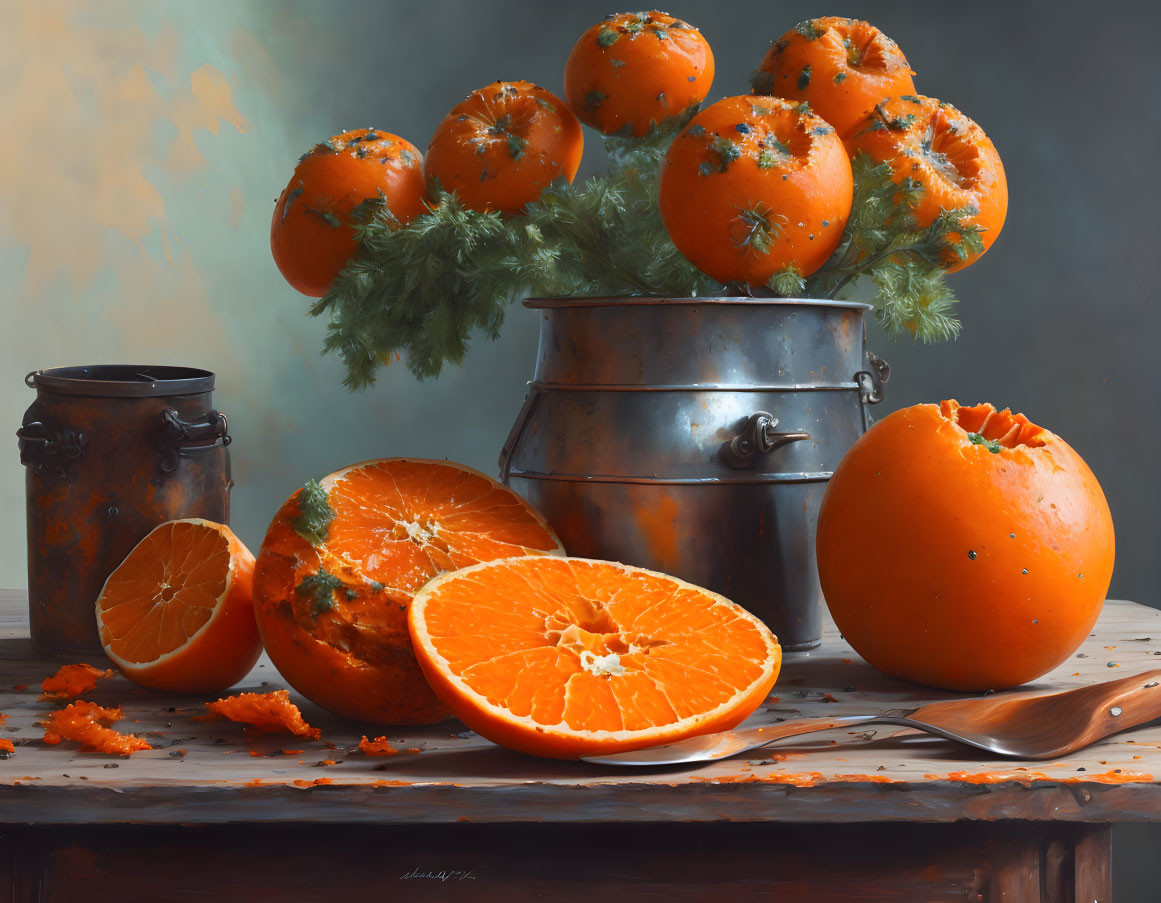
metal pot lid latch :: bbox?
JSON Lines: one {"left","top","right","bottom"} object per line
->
{"left": 721, "top": 412, "right": 811, "bottom": 470}
{"left": 855, "top": 351, "right": 890, "bottom": 405}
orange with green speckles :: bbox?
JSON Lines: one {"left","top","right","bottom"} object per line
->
{"left": 751, "top": 17, "right": 916, "bottom": 139}
{"left": 251, "top": 458, "right": 564, "bottom": 726}
{"left": 271, "top": 128, "right": 428, "bottom": 297}
{"left": 845, "top": 95, "right": 1007, "bottom": 271}
{"left": 564, "top": 11, "right": 713, "bottom": 138}
{"left": 424, "top": 81, "right": 582, "bottom": 214}
{"left": 817, "top": 400, "right": 1115, "bottom": 692}
{"left": 659, "top": 95, "right": 852, "bottom": 285}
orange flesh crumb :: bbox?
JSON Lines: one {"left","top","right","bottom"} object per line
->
{"left": 205, "top": 690, "right": 321, "bottom": 739}
{"left": 940, "top": 399, "right": 1046, "bottom": 449}
{"left": 0, "top": 739, "right": 13, "bottom": 754}
{"left": 41, "top": 663, "right": 115, "bottom": 699}
{"left": 0, "top": 713, "right": 8, "bottom": 725}
{"left": 41, "top": 701, "right": 153, "bottom": 755}
{"left": 359, "top": 735, "right": 399, "bottom": 756}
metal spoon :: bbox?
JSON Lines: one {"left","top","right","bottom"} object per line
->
{"left": 581, "top": 669, "right": 1161, "bottom": 766}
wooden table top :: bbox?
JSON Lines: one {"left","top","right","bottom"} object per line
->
{"left": 4, "top": 589, "right": 1161, "bottom": 826}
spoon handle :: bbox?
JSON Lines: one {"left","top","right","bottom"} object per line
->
{"left": 731, "top": 714, "right": 886, "bottom": 751}
{"left": 1084, "top": 668, "right": 1161, "bottom": 743}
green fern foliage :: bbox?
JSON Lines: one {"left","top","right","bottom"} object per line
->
{"left": 312, "top": 134, "right": 986, "bottom": 387}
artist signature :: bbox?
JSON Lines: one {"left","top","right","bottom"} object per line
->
{"left": 400, "top": 867, "right": 477, "bottom": 882}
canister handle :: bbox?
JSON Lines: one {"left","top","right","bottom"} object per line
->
{"left": 498, "top": 388, "right": 540, "bottom": 484}
{"left": 720, "top": 412, "right": 811, "bottom": 469}
{"left": 161, "top": 408, "right": 230, "bottom": 472}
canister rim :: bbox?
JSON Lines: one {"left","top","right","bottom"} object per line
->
{"left": 523, "top": 296, "right": 873, "bottom": 311}
{"left": 28, "top": 365, "right": 216, "bottom": 397}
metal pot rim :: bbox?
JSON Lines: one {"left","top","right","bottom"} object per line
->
{"left": 524, "top": 296, "right": 873, "bottom": 311}
{"left": 27, "top": 365, "right": 215, "bottom": 398}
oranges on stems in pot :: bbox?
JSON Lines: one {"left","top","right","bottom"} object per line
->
{"left": 816, "top": 401, "right": 1114, "bottom": 692}
{"left": 845, "top": 95, "right": 1007, "bottom": 271}
{"left": 659, "top": 95, "right": 853, "bottom": 286}
{"left": 564, "top": 11, "right": 714, "bottom": 137}
{"left": 271, "top": 129, "right": 427, "bottom": 297}
{"left": 425, "top": 81, "right": 583, "bottom": 214}
{"left": 750, "top": 17, "right": 916, "bottom": 140}
{"left": 251, "top": 458, "right": 564, "bottom": 725}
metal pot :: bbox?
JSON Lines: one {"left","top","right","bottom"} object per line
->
{"left": 18, "top": 365, "right": 233, "bottom": 657}
{"left": 499, "top": 297, "right": 888, "bottom": 652}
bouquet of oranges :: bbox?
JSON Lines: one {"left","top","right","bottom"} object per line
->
{"left": 271, "top": 13, "right": 1007, "bottom": 384}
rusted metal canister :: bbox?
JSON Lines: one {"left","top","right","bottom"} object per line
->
{"left": 499, "top": 298, "right": 888, "bottom": 652}
{"left": 18, "top": 365, "right": 232, "bottom": 657}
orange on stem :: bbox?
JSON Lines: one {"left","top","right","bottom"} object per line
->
{"left": 96, "top": 519, "right": 261, "bottom": 694}
{"left": 424, "top": 81, "right": 583, "bottom": 214}
{"left": 252, "top": 458, "right": 564, "bottom": 726}
{"left": 816, "top": 401, "right": 1115, "bottom": 692}
{"left": 408, "top": 556, "right": 781, "bottom": 760}
{"left": 659, "top": 95, "right": 852, "bottom": 286}
{"left": 271, "top": 128, "right": 427, "bottom": 297}
{"left": 564, "top": 11, "right": 714, "bottom": 137}
{"left": 750, "top": 17, "right": 916, "bottom": 139}
{"left": 845, "top": 95, "right": 1007, "bottom": 271}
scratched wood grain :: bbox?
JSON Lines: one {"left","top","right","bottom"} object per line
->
{"left": 2, "top": 590, "right": 1161, "bottom": 826}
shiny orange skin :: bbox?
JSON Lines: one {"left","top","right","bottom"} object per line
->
{"left": 845, "top": 95, "right": 1007, "bottom": 271}
{"left": 751, "top": 17, "right": 916, "bottom": 139}
{"left": 425, "top": 81, "right": 583, "bottom": 214}
{"left": 817, "top": 400, "right": 1115, "bottom": 692}
{"left": 271, "top": 129, "right": 427, "bottom": 297}
{"left": 252, "top": 489, "right": 449, "bottom": 726}
{"left": 564, "top": 11, "right": 714, "bottom": 137}
{"left": 659, "top": 95, "right": 853, "bottom": 285}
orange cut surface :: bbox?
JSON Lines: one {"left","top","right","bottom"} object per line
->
{"left": 408, "top": 556, "right": 782, "bottom": 759}
{"left": 96, "top": 519, "right": 261, "bottom": 694}
{"left": 252, "top": 458, "right": 564, "bottom": 726}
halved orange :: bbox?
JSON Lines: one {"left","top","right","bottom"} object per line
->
{"left": 408, "top": 556, "right": 782, "bottom": 759}
{"left": 96, "top": 519, "right": 261, "bottom": 693}
{"left": 252, "top": 458, "right": 565, "bottom": 725}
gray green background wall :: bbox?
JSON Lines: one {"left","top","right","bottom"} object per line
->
{"left": 2, "top": 0, "right": 1158, "bottom": 893}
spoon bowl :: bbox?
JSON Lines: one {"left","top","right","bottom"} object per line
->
{"left": 581, "top": 669, "right": 1161, "bottom": 767}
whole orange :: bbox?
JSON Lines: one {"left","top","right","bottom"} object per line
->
{"left": 845, "top": 95, "right": 1007, "bottom": 271}
{"left": 424, "top": 80, "right": 583, "bottom": 214}
{"left": 816, "top": 400, "right": 1115, "bottom": 692}
{"left": 564, "top": 11, "right": 714, "bottom": 137}
{"left": 270, "top": 129, "right": 428, "bottom": 297}
{"left": 658, "top": 95, "right": 852, "bottom": 286}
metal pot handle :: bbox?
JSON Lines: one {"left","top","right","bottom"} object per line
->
{"left": 854, "top": 351, "right": 890, "bottom": 405}
{"left": 498, "top": 389, "right": 540, "bottom": 483}
{"left": 721, "top": 412, "right": 811, "bottom": 469}
{"left": 161, "top": 408, "right": 230, "bottom": 472}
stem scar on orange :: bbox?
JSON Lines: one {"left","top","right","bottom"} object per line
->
{"left": 659, "top": 95, "right": 853, "bottom": 286}
{"left": 408, "top": 556, "right": 781, "bottom": 759}
{"left": 750, "top": 17, "right": 916, "bottom": 140}
{"left": 251, "top": 458, "right": 564, "bottom": 726}
{"left": 845, "top": 95, "right": 1007, "bottom": 271}
{"left": 424, "top": 80, "right": 583, "bottom": 214}
{"left": 816, "top": 400, "right": 1115, "bottom": 692}
{"left": 270, "top": 129, "right": 427, "bottom": 297}
{"left": 564, "top": 11, "right": 714, "bottom": 138}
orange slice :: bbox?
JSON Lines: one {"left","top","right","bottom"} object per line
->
{"left": 253, "top": 458, "right": 564, "bottom": 725}
{"left": 96, "top": 519, "right": 261, "bottom": 693}
{"left": 408, "top": 556, "right": 782, "bottom": 759}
